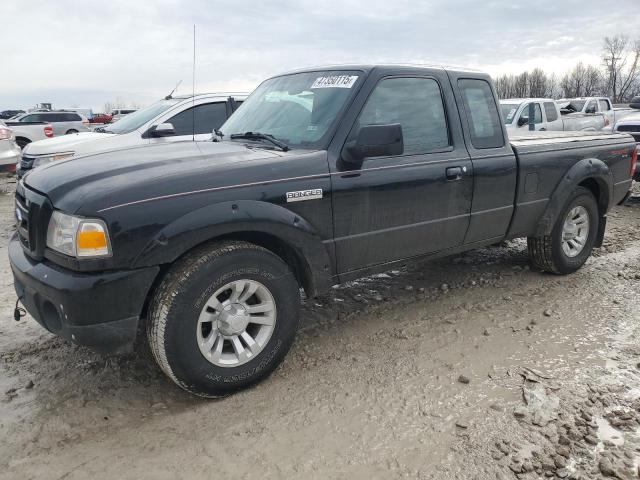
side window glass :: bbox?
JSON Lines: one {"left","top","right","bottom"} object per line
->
{"left": 458, "top": 79, "right": 504, "bottom": 149}
{"left": 193, "top": 102, "right": 228, "bottom": 134}
{"left": 166, "top": 108, "right": 196, "bottom": 136}
{"left": 544, "top": 102, "right": 558, "bottom": 122}
{"left": 586, "top": 101, "right": 597, "bottom": 113}
{"left": 521, "top": 104, "right": 543, "bottom": 124}
{"left": 598, "top": 99, "right": 610, "bottom": 111}
{"left": 353, "top": 77, "right": 450, "bottom": 155}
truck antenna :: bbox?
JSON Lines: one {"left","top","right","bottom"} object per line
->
{"left": 165, "top": 80, "right": 182, "bottom": 100}
{"left": 192, "top": 24, "right": 196, "bottom": 141}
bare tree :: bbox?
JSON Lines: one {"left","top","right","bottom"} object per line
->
{"left": 528, "top": 68, "right": 548, "bottom": 97}
{"left": 602, "top": 35, "right": 640, "bottom": 102}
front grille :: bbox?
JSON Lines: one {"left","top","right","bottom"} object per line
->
{"left": 15, "top": 182, "right": 52, "bottom": 260}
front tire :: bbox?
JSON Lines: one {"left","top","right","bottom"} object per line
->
{"left": 528, "top": 186, "right": 599, "bottom": 274}
{"left": 147, "top": 240, "right": 300, "bottom": 397}
{"left": 65, "top": 129, "right": 78, "bottom": 135}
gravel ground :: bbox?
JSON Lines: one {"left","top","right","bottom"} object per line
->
{"left": 1, "top": 176, "right": 640, "bottom": 479}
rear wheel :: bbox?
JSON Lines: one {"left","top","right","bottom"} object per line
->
{"left": 147, "top": 240, "right": 300, "bottom": 397}
{"left": 528, "top": 186, "right": 599, "bottom": 274}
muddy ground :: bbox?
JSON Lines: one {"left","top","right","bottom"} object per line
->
{"left": 1, "top": 175, "right": 640, "bottom": 480}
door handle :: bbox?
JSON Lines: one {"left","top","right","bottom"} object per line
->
{"left": 446, "top": 166, "right": 463, "bottom": 181}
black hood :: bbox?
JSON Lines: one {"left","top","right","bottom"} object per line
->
{"left": 23, "top": 141, "right": 285, "bottom": 215}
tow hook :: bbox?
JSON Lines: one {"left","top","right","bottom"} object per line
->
{"left": 13, "top": 296, "right": 26, "bottom": 322}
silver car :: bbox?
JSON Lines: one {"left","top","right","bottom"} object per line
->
{"left": 0, "top": 121, "right": 22, "bottom": 173}
{"left": 13, "top": 111, "right": 90, "bottom": 136}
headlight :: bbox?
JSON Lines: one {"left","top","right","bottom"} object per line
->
{"left": 32, "top": 152, "right": 74, "bottom": 168}
{"left": 46, "top": 211, "right": 111, "bottom": 258}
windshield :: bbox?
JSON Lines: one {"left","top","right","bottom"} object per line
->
{"left": 105, "top": 99, "right": 180, "bottom": 134}
{"left": 219, "top": 70, "right": 363, "bottom": 149}
{"left": 500, "top": 103, "right": 521, "bottom": 124}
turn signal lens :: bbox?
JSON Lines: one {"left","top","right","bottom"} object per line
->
{"left": 77, "top": 222, "right": 110, "bottom": 257}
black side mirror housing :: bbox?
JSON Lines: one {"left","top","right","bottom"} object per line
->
{"left": 344, "top": 124, "right": 404, "bottom": 163}
{"left": 517, "top": 116, "right": 529, "bottom": 127}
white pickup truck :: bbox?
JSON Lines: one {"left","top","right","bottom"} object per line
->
{"left": 500, "top": 98, "right": 608, "bottom": 134}
{"left": 557, "top": 97, "right": 634, "bottom": 128}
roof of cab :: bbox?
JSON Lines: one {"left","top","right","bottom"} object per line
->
{"left": 274, "top": 63, "right": 485, "bottom": 77}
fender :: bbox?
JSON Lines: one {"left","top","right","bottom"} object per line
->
{"left": 132, "top": 200, "right": 333, "bottom": 295}
{"left": 534, "top": 158, "right": 612, "bottom": 238}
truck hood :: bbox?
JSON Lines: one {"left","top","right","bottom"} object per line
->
{"left": 23, "top": 141, "right": 285, "bottom": 214}
{"left": 615, "top": 111, "right": 640, "bottom": 127}
{"left": 24, "top": 132, "right": 116, "bottom": 155}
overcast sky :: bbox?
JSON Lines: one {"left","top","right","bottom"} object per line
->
{"left": 2, "top": 0, "right": 638, "bottom": 111}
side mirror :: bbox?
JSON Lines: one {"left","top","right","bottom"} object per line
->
{"left": 585, "top": 106, "right": 596, "bottom": 114}
{"left": 151, "top": 122, "right": 175, "bottom": 137}
{"left": 344, "top": 124, "right": 404, "bottom": 163}
{"left": 517, "top": 116, "right": 529, "bottom": 127}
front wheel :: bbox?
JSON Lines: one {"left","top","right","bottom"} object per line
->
{"left": 147, "top": 241, "right": 300, "bottom": 397}
{"left": 65, "top": 129, "right": 78, "bottom": 135}
{"left": 528, "top": 186, "right": 599, "bottom": 274}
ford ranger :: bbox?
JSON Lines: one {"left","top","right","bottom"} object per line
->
{"left": 9, "top": 65, "right": 636, "bottom": 397}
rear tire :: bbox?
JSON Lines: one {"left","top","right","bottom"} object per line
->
{"left": 528, "top": 186, "right": 599, "bottom": 274}
{"left": 147, "top": 240, "right": 300, "bottom": 397}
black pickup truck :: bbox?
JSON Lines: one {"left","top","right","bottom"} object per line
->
{"left": 10, "top": 65, "right": 636, "bottom": 397}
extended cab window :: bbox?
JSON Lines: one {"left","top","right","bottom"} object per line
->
{"left": 544, "top": 102, "right": 558, "bottom": 122}
{"left": 354, "top": 77, "right": 450, "bottom": 155}
{"left": 458, "top": 79, "right": 504, "bottom": 149}
{"left": 598, "top": 99, "right": 611, "bottom": 111}
{"left": 167, "top": 102, "right": 228, "bottom": 135}
{"left": 520, "top": 103, "right": 543, "bottom": 124}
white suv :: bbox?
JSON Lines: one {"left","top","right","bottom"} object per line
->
{"left": 19, "top": 93, "right": 247, "bottom": 175}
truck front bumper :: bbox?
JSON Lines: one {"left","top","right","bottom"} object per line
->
{"left": 9, "top": 234, "right": 159, "bottom": 354}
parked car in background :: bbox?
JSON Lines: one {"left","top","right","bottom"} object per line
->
{"left": 500, "top": 98, "right": 607, "bottom": 133}
{"left": 3, "top": 120, "right": 54, "bottom": 149}
{"left": 12, "top": 111, "right": 90, "bottom": 136}
{"left": 614, "top": 105, "right": 640, "bottom": 180}
{"left": 61, "top": 108, "right": 94, "bottom": 121}
{"left": 0, "top": 121, "right": 21, "bottom": 172}
{"left": 0, "top": 109, "right": 25, "bottom": 120}
{"left": 110, "top": 109, "right": 137, "bottom": 122}
{"left": 557, "top": 97, "right": 634, "bottom": 127}
{"left": 9, "top": 64, "right": 635, "bottom": 396}
{"left": 18, "top": 93, "right": 246, "bottom": 175}
{"left": 89, "top": 113, "right": 113, "bottom": 124}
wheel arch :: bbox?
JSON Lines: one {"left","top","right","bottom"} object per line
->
{"left": 534, "top": 157, "right": 612, "bottom": 238}
{"left": 133, "top": 200, "right": 334, "bottom": 299}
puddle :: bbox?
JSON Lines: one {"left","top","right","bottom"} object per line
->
{"left": 595, "top": 416, "right": 624, "bottom": 450}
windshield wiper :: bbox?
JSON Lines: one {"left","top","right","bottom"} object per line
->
{"left": 229, "top": 132, "right": 289, "bottom": 152}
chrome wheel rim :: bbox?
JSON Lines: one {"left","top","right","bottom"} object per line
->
{"left": 561, "top": 206, "right": 590, "bottom": 258}
{"left": 197, "top": 279, "right": 277, "bottom": 367}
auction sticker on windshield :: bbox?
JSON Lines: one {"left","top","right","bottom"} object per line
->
{"left": 311, "top": 75, "right": 358, "bottom": 89}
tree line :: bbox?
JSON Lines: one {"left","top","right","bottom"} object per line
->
{"left": 494, "top": 35, "right": 640, "bottom": 102}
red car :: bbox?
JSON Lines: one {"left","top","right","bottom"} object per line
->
{"left": 89, "top": 113, "right": 112, "bottom": 124}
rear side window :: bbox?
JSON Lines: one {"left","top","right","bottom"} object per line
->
{"left": 354, "top": 77, "right": 450, "bottom": 155}
{"left": 598, "top": 99, "right": 611, "bottom": 111}
{"left": 544, "top": 102, "right": 558, "bottom": 122}
{"left": 457, "top": 79, "right": 504, "bottom": 149}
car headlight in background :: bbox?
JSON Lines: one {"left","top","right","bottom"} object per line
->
{"left": 32, "top": 152, "right": 74, "bottom": 168}
{"left": 46, "top": 211, "right": 111, "bottom": 258}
